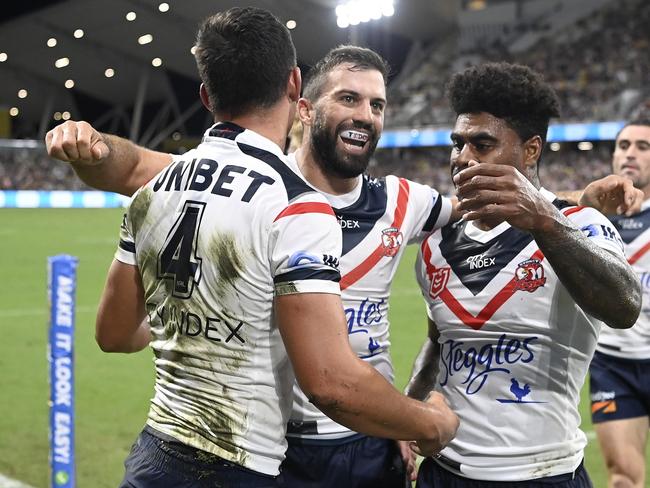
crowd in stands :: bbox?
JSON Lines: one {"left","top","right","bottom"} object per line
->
{"left": 0, "top": 147, "right": 90, "bottom": 191}
{"left": 387, "top": 0, "right": 650, "bottom": 127}
{"left": 1, "top": 144, "right": 612, "bottom": 196}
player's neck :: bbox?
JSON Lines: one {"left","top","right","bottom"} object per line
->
{"left": 217, "top": 106, "right": 290, "bottom": 153}
{"left": 295, "top": 146, "right": 359, "bottom": 195}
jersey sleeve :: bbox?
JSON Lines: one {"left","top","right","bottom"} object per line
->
{"left": 114, "top": 185, "right": 151, "bottom": 266}
{"left": 270, "top": 193, "right": 342, "bottom": 296}
{"left": 406, "top": 179, "right": 453, "bottom": 244}
{"left": 565, "top": 206, "right": 625, "bottom": 257}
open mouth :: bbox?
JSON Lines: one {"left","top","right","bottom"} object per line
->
{"left": 339, "top": 129, "right": 369, "bottom": 149}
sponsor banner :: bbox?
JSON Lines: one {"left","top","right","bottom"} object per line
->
{"left": 48, "top": 255, "right": 78, "bottom": 488}
{"left": 0, "top": 191, "right": 129, "bottom": 208}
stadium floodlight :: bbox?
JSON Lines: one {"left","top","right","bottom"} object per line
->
{"left": 335, "top": 0, "right": 394, "bottom": 29}
{"left": 286, "top": 19, "right": 297, "bottom": 30}
{"left": 104, "top": 68, "right": 115, "bottom": 78}
{"left": 18, "top": 89, "right": 28, "bottom": 99}
{"left": 151, "top": 57, "right": 162, "bottom": 67}
{"left": 53, "top": 112, "right": 62, "bottom": 120}
{"left": 158, "top": 3, "right": 169, "bottom": 13}
{"left": 9, "top": 107, "right": 19, "bottom": 117}
{"left": 65, "top": 79, "right": 75, "bottom": 89}
{"left": 0, "top": 52, "right": 7, "bottom": 62}
{"left": 73, "top": 29, "right": 84, "bottom": 39}
{"left": 55, "top": 57, "right": 70, "bottom": 68}
{"left": 138, "top": 34, "right": 153, "bottom": 45}
{"left": 62, "top": 111, "right": 71, "bottom": 120}
{"left": 190, "top": 45, "right": 197, "bottom": 55}
{"left": 126, "top": 11, "right": 136, "bottom": 21}
{"left": 549, "top": 142, "right": 561, "bottom": 151}
{"left": 578, "top": 141, "right": 593, "bottom": 151}
{"left": 47, "top": 37, "right": 57, "bottom": 48}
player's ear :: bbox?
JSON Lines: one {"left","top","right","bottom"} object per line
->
{"left": 199, "top": 84, "right": 212, "bottom": 112}
{"left": 297, "top": 97, "right": 313, "bottom": 126}
{"left": 523, "top": 135, "right": 543, "bottom": 169}
{"left": 287, "top": 67, "right": 301, "bottom": 103}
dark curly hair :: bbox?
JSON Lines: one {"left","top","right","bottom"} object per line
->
{"left": 303, "top": 45, "right": 389, "bottom": 102}
{"left": 447, "top": 62, "right": 560, "bottom": 146}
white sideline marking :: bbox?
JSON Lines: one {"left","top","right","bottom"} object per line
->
{"left": 0, "top": 473, "right": 36, "bottom": 488}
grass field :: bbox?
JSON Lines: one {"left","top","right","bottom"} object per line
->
{"left": 0, "top": 207, "right": 639, "bottom": 487}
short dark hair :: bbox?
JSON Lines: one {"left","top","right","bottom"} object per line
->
{"left": 447, "top": 62, "right": 560, "bottom": 146}
{"left": 303, "top": 45, "right": 389, "bottom": 101}
{"left": 618, "top": 118, "right": 650, "bottom": 138}
{"left": 194, "top": 7, "right": 296, "bottom": 117}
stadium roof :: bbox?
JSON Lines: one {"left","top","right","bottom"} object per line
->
{"left": 0, "top": 0, "right": 458, "bottom": 140}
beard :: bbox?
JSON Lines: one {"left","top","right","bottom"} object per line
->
{"left": 309, "top": 110, "right": 379, "bottom": 179}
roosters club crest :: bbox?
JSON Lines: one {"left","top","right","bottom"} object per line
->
{"left": 429, "top": 266, "right": 450, "bottom": 299}
{"left": 514, "top": 259, "right": 546, "bottom": 292}
{"left": 381, "top": 227, "right": 403, "bottom": 257}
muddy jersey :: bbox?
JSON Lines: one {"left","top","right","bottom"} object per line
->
{"left": 285, "top": 153, "right": 453, "bottom": 439}
{"left": 113, "top": 123, "right": 342, "bottom": 476}
{"left": 415, "top": 189, "right": 625, "bottom": 481}
{"left": 597, "top": 199, "right": 650, "bottom": 359}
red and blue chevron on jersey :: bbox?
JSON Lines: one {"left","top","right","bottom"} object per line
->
{"left": 415, "top": 188, "right": 625, "bottom": 482}
{"left": 286, "top": 153, "right": 453, "bottom": 439}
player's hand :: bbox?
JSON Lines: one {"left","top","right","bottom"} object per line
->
{"left": 454, "top": 162, "right": 558, "bottom": 232}
{"left": 46, "top": 120, "right": 110, "bottom": 165}
{"left": 580, "top": 174, "right": 643, "bottom": 216}
{"left": 396, "top": 440, "right": 417, "bottom": 481}
{"left": 411, "top": 392, "right": 458, "bottom": 457}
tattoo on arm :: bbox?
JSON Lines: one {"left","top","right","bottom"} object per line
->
{"left": 532, "top": 215, "right": 641, "bottom": 329}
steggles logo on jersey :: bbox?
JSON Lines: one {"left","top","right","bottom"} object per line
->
{"left": 381, "top": 227, "right": 403, "bottom": 257}
{"left": 514, "top": 259, "right": 546, "bottom": 292}
{"left": 439, "top": 334, "right": 538, "bottom": 396}
{"left": 429, "top": 266, "right": 450, "bottom": 299}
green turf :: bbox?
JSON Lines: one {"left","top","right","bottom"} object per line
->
{"left": 0, "top": 208, "right": 640, "bottom": 487}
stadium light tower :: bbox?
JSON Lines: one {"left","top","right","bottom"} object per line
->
{"left": 335, "top": 0, "right": 394, "bottom": 28}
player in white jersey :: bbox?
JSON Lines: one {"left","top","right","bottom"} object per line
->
{"left": 46, "top": 43, "right": 641, "bottom": 486}
{"left": 589, "top": 119, "right": 650, "bottom": 488}
{"left": 49, "top": 9, "right": 460, "bottom": 487}
{"left": 406, "top": 62, "right": 641, "bottom": 487}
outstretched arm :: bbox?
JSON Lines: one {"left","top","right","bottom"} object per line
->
{"left": 46, "top": 120, "right": 171, "bottom": 196}
{"left": 455, "top": 163, "right": 641, "bottom": 329}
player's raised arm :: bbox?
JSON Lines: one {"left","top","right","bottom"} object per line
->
{"left": 556, "top": 174, "right": 643, "bottom": 216}
{"left": 276, "top": 292, "right": 459, "bottom": 456}
{"left": 46, "top": 120, "right": 171, "bottom": 196}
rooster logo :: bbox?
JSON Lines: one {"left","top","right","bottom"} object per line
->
{"left": 510, "top": 378, "right": 531, "bottom": 402}
{"left": 496, "top": 377, "right": 546, "bottom": 404}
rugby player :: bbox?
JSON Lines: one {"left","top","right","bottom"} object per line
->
{"left": 589, "top": 118, "right": 650, "bottom": 488}
{"left": 407, "top": 62, "right": 641, "bottom": 487}
{"left": 58, "top": 8, "right": 459, "bottom": 487}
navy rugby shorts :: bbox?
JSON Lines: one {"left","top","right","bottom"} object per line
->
{"left": 119, "top": 426, "right": 278, "bottom": 488}
{"left": 589, "top": 350, "right": 650, "bottom": 423}
{"left": 278, "top": 433, "right": 409, "bottom": 488}
{"left": 416, "top": 456, "right": 593, "bottom": 488}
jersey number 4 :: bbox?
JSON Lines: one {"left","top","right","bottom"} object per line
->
{"left": 157, "top": 200, "right": 205, "bottom": 298}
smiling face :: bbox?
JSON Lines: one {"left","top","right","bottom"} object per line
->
{"left": 449, "top": 112, "right": 542, "bottom": 186}
{"left": 613, "top": 124, "right": 650, "bottom": 197}
{"left": 306, "top": 64, "right": 386, "bottom": 179}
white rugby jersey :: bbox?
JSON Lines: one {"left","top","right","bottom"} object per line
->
{"left": 285, "top": 154, "right": 453, "bottom": 439}
{"left": 113, "top": 123, "right": 342, "bottom": 476}
{"left": 415, "top": 189, "right": 625, "bottom": 481}
{"left": 597, "top": 199, "right": 650, "bottom": 359}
